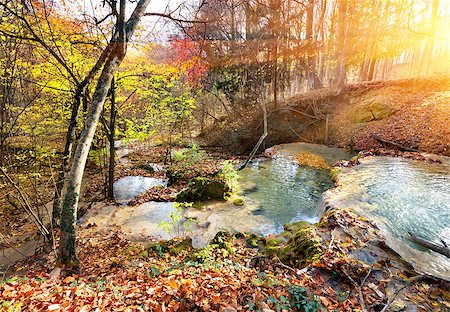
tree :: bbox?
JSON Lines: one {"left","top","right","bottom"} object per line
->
{"left": 59, "top": 0, "right": 151, "bottom": 268}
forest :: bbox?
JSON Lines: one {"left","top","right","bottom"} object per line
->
{"left": 0, "top": 0, "right": 449, "bottom": 311}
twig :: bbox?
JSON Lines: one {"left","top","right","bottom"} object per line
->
{"left": 343, "top": 264, "right": 374, "bottom": 312}
{"left": 380, "top": 284, "right": 408, "bottom": 312}
{"left": 284, "top": 117, "right": 312, "bottom": 142}
{"left": 328, "top": 229, "right": 336, "bottom": 252}
{"left": 1, "top": 264, "right": 12, "bottom": 283}
{"left": 0, "top": 233, "right": 51, "bottom": 271}
{"left": 274, "top": 255, "right": 298, "bottom": 275}
{"left": 239, "top": 101, "right": 268, "bottom": 171}
{"left": 0, "top": 168, "right": 50, "bottom": 237}
{"left": 372, "top": 134, "right": 421, "bottom": 153}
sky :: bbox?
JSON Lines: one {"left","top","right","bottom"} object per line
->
{"left": 78, "top": 0, "right": 194, "bottom": 43}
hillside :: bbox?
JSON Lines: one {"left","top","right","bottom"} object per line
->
{"left": 201, "top": 77, "right": 450, "bottom": 156}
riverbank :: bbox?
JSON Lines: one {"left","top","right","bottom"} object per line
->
{"left": 200, "top": 76, "right": 450, "bottom": 157}
{"left": 2, "top": 143, "right": 450, "bottom": 311}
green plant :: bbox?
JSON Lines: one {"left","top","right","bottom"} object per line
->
{"left": 158, "top": 202, "right": 195, "bottom": 237}
{"left": 193, "top": 244, "right": 214, "bottom": 262}
{"left": 287, "top": 285, "right": 324, "bottom": 312}
{"left": 220, "top": 160, "right": 238, "bottom": 192}
{"left": 173, "top": 143, "right": 205, "bottom": 164}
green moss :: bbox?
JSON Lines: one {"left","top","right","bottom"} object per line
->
{"left": 329, "top": 167, "right": 341, "bottom": 182}
{"left": 176, "top": 178, "right": 229, "bottom": 202}
{"left": 145, "top": 238, "right": 192, "bottom": 258}
{"left": 264, "top": 227, "right": 324, "bottom": 268}
{"left": 233, "top": 197, "right": 244, "bottom": 206}
{"left": 246, "top": 234, "right": 260, "bottom": 248}
{"left": 138, "top": 250, "right": 149, "bottom": 258}
{"left": 284, "top": 221, "right": 311, "bottom": 234}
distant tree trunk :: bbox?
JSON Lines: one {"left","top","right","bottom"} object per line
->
{"left": 107, "top": 77, "right": 116, "bottom": 200}
{"left": 59, "top": 0, "right": 151, "bottom": 268}
{"left": 306, "top": 0, "right": 322, "bottom": 90}
{"left": 367, "top": 56, "right": 377, "bottom": 81}
{"left": 335, "top": 0, "right": 347, "bottom": 89}
{"left": 421, "top": 0, "right": 439, "bottom": 74}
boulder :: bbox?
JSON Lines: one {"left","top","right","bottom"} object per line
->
{"left": 353, "top": 102, "right": 393, "bottom": 123}
{"left": 264, "top": 226, "right": 324, "bottom": 268}
{"left": 176, "top": 177, "right": 230, "bottom": 202}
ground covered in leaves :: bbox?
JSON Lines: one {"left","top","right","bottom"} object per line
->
{"left": 2, "top": 203, "right": 449, "bottom": 311}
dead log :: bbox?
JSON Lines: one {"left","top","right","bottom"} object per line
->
{"left": 407, "top": 232, "right": 450, "bottom": 258}
{"left": 372, "top": 134, "right": 421, "bottom": 153}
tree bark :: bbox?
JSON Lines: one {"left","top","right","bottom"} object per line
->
{"left": 108, "top": 77, "right": 116, "bottom": 200}
{"left": 59, "top": 0, "right": 151, "bottom": 268}
{"left": 52, "top": 89, "right": 83, "bottom": 228}
{"left": 335, "top": 0, "right": 347, "bottom": 90}
{"left": 306, "top": 0, "right": 322, "bottom": 90}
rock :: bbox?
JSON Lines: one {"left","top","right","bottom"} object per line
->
{"left": 265, "top": 226, "right": 324, "bottom": 268}
{"left": 49, "top": 267, "right": 61, "bottom": 280}
{"left": 283, "top": 221, "right": 311, "bottom": 233}
{"left": 329, "top": 167, "right": 341, "bottom": 182}
{"left": 176, "top": 178, "right": 229, "bottom": 202}
{"left": 353, "top": 102, "right": 393, "bottom": 123}
{"left": 233, "top": 197, "right": 244, "bottom": 206}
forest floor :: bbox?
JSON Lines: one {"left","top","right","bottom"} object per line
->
{"left": 2, "top": 144, "right": 449, "bottom": 311}
{"left": 1, "top": 76, "right": 450, "bottom": 311}
{"left": 2, "top": 199, "right": 449, "bottom": 311}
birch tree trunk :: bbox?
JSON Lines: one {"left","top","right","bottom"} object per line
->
{"left": 59, "top": 0, "right": 151, "bottom": 268}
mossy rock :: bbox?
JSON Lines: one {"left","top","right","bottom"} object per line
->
{"left": 265, "top": 227, "right": 324, "bottom": 268}
{"left": 145, "top": 238, "right": 192, "bottom": 258}
{"left": 329, "top": 167, "right": 341, "bottom": 182}
{"left": 176, "top": 177, "right": 230, "bottom": 202}
{"left": 136, "top": 162, "right": 155, "bottom": 173}
{"left": 233, "top": 197, "right": 244, "bottom": 206}
{"left": 284, "top": 221, "right": 312, "bottom": 234}
{"left": 246, "top": 234, "right": 261, "bottom": 248}
{"left": 353, "top": 102, "right": 393, "bottom": 123}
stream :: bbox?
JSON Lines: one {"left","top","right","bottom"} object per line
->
{"left": 85, "top": 143, "right": 450, "bottom": 279}
{"left": 324, "top": 155, "right": 450, "bottom": 280}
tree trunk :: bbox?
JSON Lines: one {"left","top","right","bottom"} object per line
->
{"left": 306, "top": 0, "right": 322, "bottom": 90}
{"left": 421, "top": 0, "right": 439, "bottom": 74}
{"left": 108, "top": 77, "right": 116, "bottom": 200}
{"left": 336, "top": 0, "right": 347, "bottom": 89}
{"left": 367, "top": 56, "right": 377, "bottom": 81}
{"left": 52, "top": 89, "right": 84, "bottom": 228}
{"left": 59, "top": 0, "right": 151, "bottom": 268}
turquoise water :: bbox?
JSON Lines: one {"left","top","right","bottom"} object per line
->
{"left": 238, "top": 143, "right": 352, "bottom": 234}
{"left": 326, "top": 156, "right": 450, "bottom": 280}
{"left": 335, "top": 157, "right": 450, "bottom": 246}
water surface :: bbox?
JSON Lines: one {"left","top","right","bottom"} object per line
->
{"left": 113, "top": 176, "right": 167, "bottom": 204}
{"left": 325, "top": 156, "right": 450, "bottom": 280}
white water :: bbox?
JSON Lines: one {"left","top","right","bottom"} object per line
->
{"left": 113, "top": 176, "right": 167, "bottom": 205}
{"left": 324, "top": 156, "right": 450, "bottom": 280}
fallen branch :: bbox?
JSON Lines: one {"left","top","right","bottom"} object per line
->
{"left": 372, "top": 134, "right": 421, "bottom": 153}
{"left": 406, "top": 232, "right": 450, "bottom": 258}
{"left": 0, "top": 168, "right": 50, "bottom": 237}
{"left": 343, "top": 264, "right": 374, "bottom": 312}
{"left": 380, "top": 284, "right": 408, "bottom": 312}
{"left": 239, "top": 101, "right": 268, "bottom": 171}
